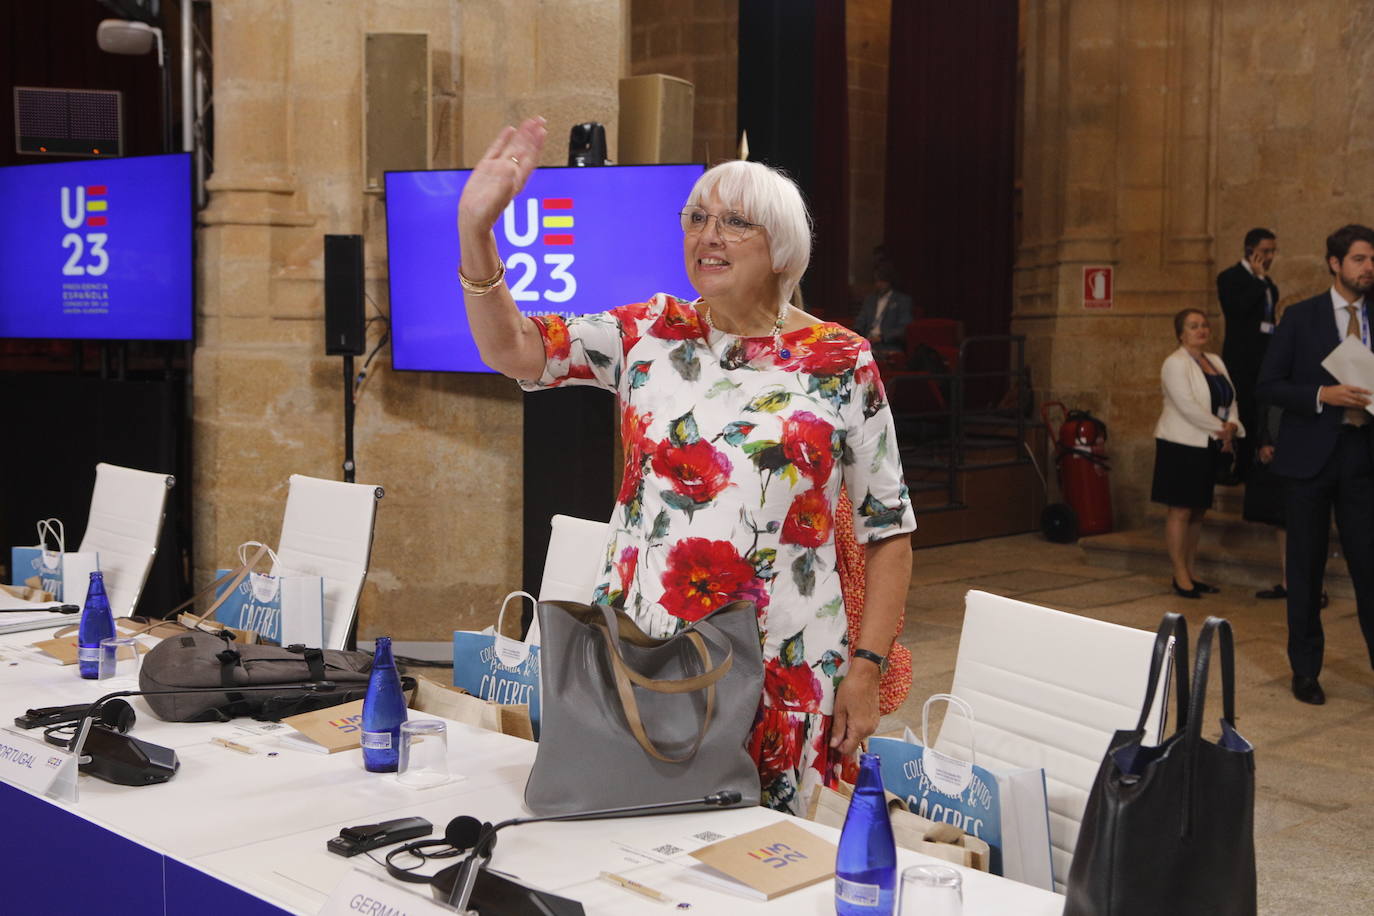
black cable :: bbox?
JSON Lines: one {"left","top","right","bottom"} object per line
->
{"left": 394, "top": 655, "right": 454, "bottom": 669}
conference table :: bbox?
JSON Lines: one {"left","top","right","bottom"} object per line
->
{"left": 0, "top": 628, "right": 1065, "bottom": 915}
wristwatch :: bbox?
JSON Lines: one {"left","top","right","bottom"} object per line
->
{"left": 852, "top": 648, "right": 887, "bottom": 671}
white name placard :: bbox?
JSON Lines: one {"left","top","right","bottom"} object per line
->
{"left": 0, "top": 728, "right": 79, "bottom": 801}
{"left": 320, "top": 868, "right": 455, "bottom": 916}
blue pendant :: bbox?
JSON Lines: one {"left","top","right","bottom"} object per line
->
{"left": 779, "top": 348, "right": 791, "bottom": 360}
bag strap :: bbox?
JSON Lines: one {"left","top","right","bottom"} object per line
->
{"left": 1179, "top": 616, "right": 1237, "bottom": 838}
{"left": 920, "top": 693, "right": 976, "bottom": 763}
{"left": 588, "top": 602, "right": 731, "bottom": 763}
{"left": 165, "top": 544, "right": 270, "bottom": 621}
{"left": 1134, "top": 612, "right": 1190, "bottom": 735}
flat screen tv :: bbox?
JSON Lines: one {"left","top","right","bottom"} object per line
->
{"left": 0, "top": 152, "right": 193, "bottom": 341}
{"left": 385, "top": 163, "right": 705, "bottom": 373}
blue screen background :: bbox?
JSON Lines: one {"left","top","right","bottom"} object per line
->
{"left": 0, "top": 153, "right": 192, "bottom": 341}
{"left": 385, "top": 164, "right": 705, "bottom": 373}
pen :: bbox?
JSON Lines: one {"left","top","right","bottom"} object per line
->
{"left": 598, "top": 871, "right": 672, "bottom": 904}
{"left": 211, "top": 737, "right": 255, "bottom": 755}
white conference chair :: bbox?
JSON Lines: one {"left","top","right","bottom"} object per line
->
{"left": 933, "top": 590, "right": 1172, "bottom": 892}
{"left": 78, "top": 462, "right": 175, "bottom": 617}
{"left": 525, "top": 514, "right": 610, "bottom": 643}
{"left": 271, "top": 474, "right": 384, "bottom": 651}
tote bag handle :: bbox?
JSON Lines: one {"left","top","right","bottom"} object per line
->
{"left": 1179, "top": 616, "right": 1239, "bottom": 838}
{"left": 1135, "top": 612, "right": 1191, "bottom": 736}
{"left": 587, "top": 602, "right": 737, "bottom": 764}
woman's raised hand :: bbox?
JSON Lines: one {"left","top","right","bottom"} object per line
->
{"left": 457, "top": 117, "right": 548, "bottom": 234}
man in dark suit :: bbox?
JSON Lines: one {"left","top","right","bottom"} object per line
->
{"left": 1257, "top": 224, "right": 1374, "bottom": 705}
{"left": 855, "top": 260, "right": 914, "bottom": 352}
{"left": 1218, "top": 228, "right": 1279, "bottom": 480}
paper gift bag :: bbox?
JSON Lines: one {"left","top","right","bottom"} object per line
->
{"left": 213, "top": 542, "right": 324, "bottom": 647}
{"left": 868, "top": 694, "right": 1054, "bottom": 890}
{"left": 452, "top": 591, "right": 542, "bottom": 737}
{"left": 410, "top": 676, "right": 534, "bottom": 741}
{"left": 11, "top": 519, "right": 99, "bottom": 606}
{"left": 809, "top": 780, "right": 990, "bottom": 872}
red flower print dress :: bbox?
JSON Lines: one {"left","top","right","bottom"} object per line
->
{"left": 520, "top": 294, "right": 917, "bottom": 814}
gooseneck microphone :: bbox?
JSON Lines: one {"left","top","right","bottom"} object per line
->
{"left": 445, "top": 790, "right": 743, "bottom": 910}
{"left": 59, "top": 682, "right": 338, "bottom": 786}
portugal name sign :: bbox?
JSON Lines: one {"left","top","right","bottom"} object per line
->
{"left": 385, "top": 164, "right": 705, "bottom": 373}
{"left": 0, "top": 153, "right": 192, "bottom": 340}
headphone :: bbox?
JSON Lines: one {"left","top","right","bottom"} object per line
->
{"left": 41, "top": 698, "right": 137, "bottom": 749}
{"left": 383, "top": 816, "right": 494, "bottom": 884}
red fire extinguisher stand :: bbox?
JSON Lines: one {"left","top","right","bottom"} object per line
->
{"left": 1040, "top": 401, "right": 1113, "bottom": 541}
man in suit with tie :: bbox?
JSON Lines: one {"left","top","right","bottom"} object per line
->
{"left": 1257, "top": 224, "right": 1374, "bottom": 705}
{"left": 855, "top": 260, "right": 914, "bottom": 352}
{"left": 1218, "top": 228, "right": 1279, "bottom": 480}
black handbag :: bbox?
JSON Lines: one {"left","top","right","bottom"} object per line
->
{"left": 1064, "top": 614, "right": 1256, "bottom": 915}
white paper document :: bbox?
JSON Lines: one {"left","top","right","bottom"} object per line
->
{"left": 1321, "top": 336, "right": 1374, "bottom": 415}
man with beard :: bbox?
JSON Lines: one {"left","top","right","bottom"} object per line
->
{"left": 1258, "top": 224, "right": 1374, "bottom": 705}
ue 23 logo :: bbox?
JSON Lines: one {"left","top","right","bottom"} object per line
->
{"left": 501, "top": 197, "right": 576, "bottom": 304}
{"left": 61, "top": 185, "right": 111, "bottom": 276}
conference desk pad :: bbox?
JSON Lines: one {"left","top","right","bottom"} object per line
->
{"left": 0, "top": 631, "right": 1065, "bottom": 915}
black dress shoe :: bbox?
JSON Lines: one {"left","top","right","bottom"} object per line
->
{"left": 1292, "top": 675, "right": 1326, "bottom": 705}
{"left": 1172, "top": 579, "right": 1202, "bottom": 599}
{"left": 1192, "top": 579, "right": 1220, "bottom": 594}
{"left": 1256, "top": 584, "right": 1287, "bottom": 599}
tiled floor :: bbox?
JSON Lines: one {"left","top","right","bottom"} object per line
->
{"left": 883, "top": 532, "right": 1374, "bottom": 914}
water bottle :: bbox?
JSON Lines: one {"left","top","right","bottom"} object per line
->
{"left": 835, "top": 752, "right": 897, "bottom": 915}
{"left": 361, "top": 636, "right": 407, "bottom": 772}
{"left": 76, "top": 570, "right": 115, "bottom": 680}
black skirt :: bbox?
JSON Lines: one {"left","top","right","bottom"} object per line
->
{"left": 1151, "top": 438, "right": 1217, "bottom": 509}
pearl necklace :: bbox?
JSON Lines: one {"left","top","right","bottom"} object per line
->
{"left": 700, "top": 299, "right": 792, "bottom": 359}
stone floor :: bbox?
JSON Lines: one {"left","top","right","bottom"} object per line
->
{"left": 882, "top": 532, "right": 1374, "bottom": 915}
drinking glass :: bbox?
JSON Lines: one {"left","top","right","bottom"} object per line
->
{"left": 97, "top": 636, "right": 141, "bottom": 682}
{"left": 397, "top": 719, "right": 450, "bottom": 788}
{"left": 897, "top": 864, "right": 963, "bottom": 916}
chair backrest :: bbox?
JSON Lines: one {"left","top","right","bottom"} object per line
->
{"left": 905, "top": 317, "right": 964, "bottom": 357}
{"left": 77, "top": 463, "right": 175, "bottom": 616}
{"left": 537, "top": 515, "right": 610, "bottom": 603}
{"left": 272, "top": 474, "right": 383, "bottom": 650}
{"left": 935, "top": 590, "right": 1170, "bottom": 892}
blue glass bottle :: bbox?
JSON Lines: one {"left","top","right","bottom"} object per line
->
{"left": 76, "top": 570, "right": 115, "bottom": 680}
{"left": 361, "top": 636, "right": 407, "bottom": 772}
{"left": 835, "top": 752, "right": 897, "bottom": 915}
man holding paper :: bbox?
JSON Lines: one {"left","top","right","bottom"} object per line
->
{"left": 1257, "top": 223, "right": 1374, "bottom": 705}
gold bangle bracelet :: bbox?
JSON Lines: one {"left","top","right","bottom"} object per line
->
{"left": 459, "top": 261, "right": 506, "bottom": 295}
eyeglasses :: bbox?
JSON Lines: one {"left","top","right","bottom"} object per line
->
{"left": 678, "top": 207, "right": 764, "bottom": 242}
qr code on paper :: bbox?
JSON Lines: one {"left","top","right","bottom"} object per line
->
{"left": 692, "top": 831, "right": 726, "bottom": 842}
{"left": 652, "top": 844, "right": 685, "bottom": 857}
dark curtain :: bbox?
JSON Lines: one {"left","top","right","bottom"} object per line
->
{"left": 738, "top": 0, "right": 849, "bottom": 320}
{"left": 884, "top": 1, "right": 1017, "bottom": 341}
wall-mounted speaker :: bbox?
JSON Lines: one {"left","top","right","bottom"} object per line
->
{"left": 618, "top": 75, "right": 694, "bottom": 164}
{"left": 14, "top": 87, "right": 123, "bottom": 157}
{"left": 324, "top": 234, "right": 365, "bottom": 356}
{"left": 363, "top": 32, "right": 430, "bottom": 193}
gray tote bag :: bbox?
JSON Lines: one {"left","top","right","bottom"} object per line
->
{"left": 524, "top": 600, "right": 764, "bottom": 816}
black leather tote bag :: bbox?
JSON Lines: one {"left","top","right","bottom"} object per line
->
{"left": 524, "top": 600, "right": 764, "bottom": 816}
{"left": 1065, "top": 614, "right": 1256, "bottom": 916}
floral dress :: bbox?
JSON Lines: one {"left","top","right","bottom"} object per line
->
{"left": 520, "top": 294, "right": 917, "bottom": 814}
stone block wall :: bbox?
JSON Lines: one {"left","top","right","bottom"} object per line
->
{"left": 197, "top": 0, "right": 625, "bottom": 640}
{"left": 629, "top": 0, "right": 738, "bottom": 165}
{"left": 1014, "top": 0, "right": 1374, "bottom": 529}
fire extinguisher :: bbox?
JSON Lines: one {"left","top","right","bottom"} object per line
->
{"left": 1040, "top": 402, "right": 1113, "bottom": 542}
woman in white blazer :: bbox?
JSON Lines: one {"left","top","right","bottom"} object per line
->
{"left": 1152, "top": 308, "right": 1245, "bottom": 598}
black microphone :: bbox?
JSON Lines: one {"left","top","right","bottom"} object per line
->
{"left": 63, "top": 682, "right": 338, "bottom": 786}
{"left": 445, "top": 790, "right": 743, "bottom": 909}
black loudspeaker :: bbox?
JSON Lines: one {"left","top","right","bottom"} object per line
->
{"left": 567, "top": 123, "right": 608, "bottom": 167}
{"left": 324, "top": 234, "right": 366, "bottom": 355}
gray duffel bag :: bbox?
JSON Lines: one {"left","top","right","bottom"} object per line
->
{"left": 138, "top": 629, "right": 375, "bottom": 722}
{"left": 524, "top": 599, "right": 764, "bottom": 815}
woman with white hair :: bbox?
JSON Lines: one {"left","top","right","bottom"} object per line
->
{"left": 457, "top": 118, "right": 916, "bottom": 814}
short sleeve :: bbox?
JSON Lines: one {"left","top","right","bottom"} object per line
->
{"left": 517, "top": 311, "right": 624, "bottom": 392}
{"left": 840, "top": 345, "right": 918, "bottom": 543}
